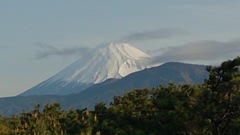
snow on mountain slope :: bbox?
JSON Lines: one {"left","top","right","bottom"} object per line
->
{"left": 51, "top": 43, "right": 150, "bottom": 84}
{"left": 20, "top": 43, "right": 151, "bottom": 96}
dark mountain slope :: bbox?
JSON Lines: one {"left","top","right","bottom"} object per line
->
{"left": 63, "top": 62, "right": 208, "bottom": 108}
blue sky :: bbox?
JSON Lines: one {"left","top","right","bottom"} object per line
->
{"left": 1, "top": 1, "right": 240, "bottom": 97}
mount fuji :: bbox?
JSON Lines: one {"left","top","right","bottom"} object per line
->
{"left": 20, "top": 43, "right": 152, "bottom": 96}
{"left": 0, "top": 43, "right": 210, "bottom": 116}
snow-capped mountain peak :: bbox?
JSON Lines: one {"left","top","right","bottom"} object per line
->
{"left": 52, "top": 43, "right": 150, "bottom": 84}
{"left": 20, "top": 43, "right": 151, "bottom": 96}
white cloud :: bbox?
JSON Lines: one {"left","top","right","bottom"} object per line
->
{"left": 35, "top": 43, "right": 91, "bottom": 59}
{"left": 119, "top": 28, "right": 188, "bottom": 42}
{"left": 151, "top": 39, "right": 240, "bottom": 65}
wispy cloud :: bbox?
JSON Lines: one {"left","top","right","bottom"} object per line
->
{"left": 150, "top": 39, "right": 240, "bottom": 64}
{"left": 119, "top": 28, "right": 188, "bottom": 42}
{"left": 35, "top": 43, "right": 91, "bottom": 59}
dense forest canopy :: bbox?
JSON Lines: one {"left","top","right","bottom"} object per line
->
{"left": 0, "top": 56, "right": 239, "bottom": 135}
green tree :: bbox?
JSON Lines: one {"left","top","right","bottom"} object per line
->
{"left": 18, "top": 104, "right": 47, "bottom": 134}
{"left": 42, "top": 103, "right": 63, "bottom": 135}
{"left": 194, "top": 56, "right": 240, "bottom": 135}
{"left": 60, "top": 108, "right": 90, "bottom": 135}
{"left": 0, "top": 114, "right": 9, "bottom": 134}
{"left": 152, "top": 83, "right": 193, "bottom": 134}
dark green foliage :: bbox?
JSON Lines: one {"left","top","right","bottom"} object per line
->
{"left": 0, "top": 57, "right": 239, "bottom": 135}
{"left": 0, "top": 104, "right": 91, "bottom": 134}
{"left": 194, "top": 56, "right": 240, "bottom": 135}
